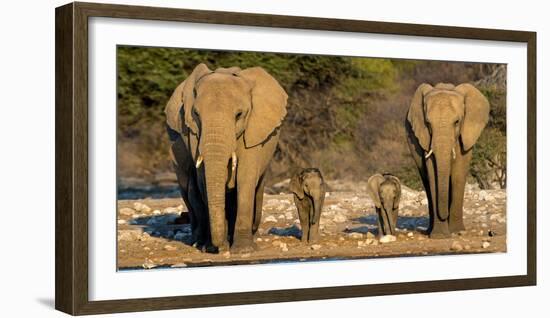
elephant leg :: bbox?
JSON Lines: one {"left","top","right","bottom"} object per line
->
{"left": 187, "top": 174, "right": 210, "bottom": 248}
{"left": 225, "top": 189, "right": 238, "bottom": 245}
{"left": 309, "top": 219, "right": 320, "bottom": 243}
{"left": 232, "top": 177, "right": 258, "bottom": 253}
{"left": 449, "top": 150, "right": 472, "bottom": 233}
{"left": 406, "top": 128, "right": 435, "bottom": 235}
{"left": 376, "top": 208, "right": 384, "bottom": 237}
{"left": 426, "top": 156, "right": 450, "bottom": 238}
{"left": 391, "top": 208, "right": 399, "bottom": 235}
{"left": 295, "top": 197, "right": 308, "bottom": 242}
{"left": 252, "top": 173, "right": 266, "bottom": 234}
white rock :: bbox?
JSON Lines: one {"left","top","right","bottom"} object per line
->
{"left": 263, "top": 215, "right": 278, "bottom": 223}
{"left": 333, "top": 213, "right": 347, "bottom": 223}
{"left": 119, "top": 207, "right": 136, "bottom": 216}
{"left": 117, "top": 219, "right": 127, "bottom": 225}
{"left": 152, "top": 210, "right": 161, "bottom": 215}
{"left": 379, "top": 235, "right": 397, "bottom": 243}
{"left": 311, "top": 244, "right": 322, "bottom": 250}
{"left": 133, "top": 202, "right": 152, "bottom": 213}
{"left": 142, "top": 259, "right": 157, "bottom": 269}
{"left": 348, "top": 232, "right": 363, "bottom": 239}
{"left": 407, "top": 232, "right": 414, "bottom": 237}
{"left": 163, "top": 207, "right": 180, "bottom": 214}
{"left": 482, "top": 241, "right": 491, "bottom": 249}
{"left": 164, "top": 245, "right": 177, "bottom": 251}
{"left": 285, "top": 212, "right": 294, "bottom": 220}
{"left": 280, "top": 243, "right": 288, "bottom": 252}
{"left": 451, "top": 241, "right": 464, "bottom": 251}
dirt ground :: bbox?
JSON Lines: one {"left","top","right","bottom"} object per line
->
{"left": 117, "top": 180, "right": 506, "bottom": 270}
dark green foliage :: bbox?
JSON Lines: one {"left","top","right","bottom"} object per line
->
{"left": 117, "top": 46, "right": 506, "bottom": 189}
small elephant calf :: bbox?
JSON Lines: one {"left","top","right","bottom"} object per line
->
{"left": 367, "top": 173, "right": 401, "bottom": 236}
{"left": 289, "top": 168, "right": 326, "bottom": 244}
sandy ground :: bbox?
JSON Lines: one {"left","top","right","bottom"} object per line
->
{"left": 117, "top": 180, "right": 506, "bottom": 270}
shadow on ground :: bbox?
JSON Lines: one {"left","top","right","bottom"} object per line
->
{"left": 127, "top": 214, "right": 194, "bottom": 245}
{"left": 268, "top": 224, "right": 302, "bottom": 239}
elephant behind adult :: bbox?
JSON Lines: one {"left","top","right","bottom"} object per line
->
{"left": 406, "top": 83, "right": 490, "bottom": 238}
{"left": 165, "top": 63, "right": 288, "bottom": 252}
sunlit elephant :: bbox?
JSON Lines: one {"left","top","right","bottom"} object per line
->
{"left": 367, "top": 173, "right": 401, "bottom": 236}
{"left": 165, "top": 63, "right": 288, "bottom": 253}
{"left": 289, "top": 168, "right": 326, "bottom": 243}
{"left": 405, "top": 83, "right": 490, "bottom": 238}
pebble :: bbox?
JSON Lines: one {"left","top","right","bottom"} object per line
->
{"left": 152, "top": 210, "right": 161, "bottom": 215}
{"left": 241, "top": 253, "right": 251, "bottom": 258}
{"left": 348, "top": 232, "right": 363, "bottom": 239}
{"left": 171, "top": 263, "right": 188, "bottom": 268}
{"left": 366, "top": 232, "right": 376, "bottom": 239}
{"left": 133, "top": 202, "right": 152, "bottom": 213}
{"left": 451, "top": 241, "right": 464, "bottom": 251}
{"left": 119, "top": 207, "right": 136, "bottom": 216}
{"left": 117, "top": 219, "right": 127, "bottom": 225}
{"left": 379, "top": 235, "right": 397, "bottom": 243}
{"left": 256, "top": 237, "right": 263, "bottom": 242}
{"left": 482, "top": 241, "right": 491, "bottom": 249}
{"left": 407, "top": 232, "right": 414, "bottom": 237}
{"left": 333, "top": 213, "right": 347, "bottom": 223}
{"left": 164, "top": 245, "right": 177, "bottom": 251}
{"left": 464, "top": 245, "right": 471, "bottom": 250}
{"left": 163, "top": 207, "right": 180, "bottom": 214}
{"left": 278, "top": 215, "right": 286, "bottom": 219}
{"left": 311, "top": 244, "right": 322, "bottom": 250}
{"left": 285, "top": 212, "right": 294, "bottom": 220}
{"left": 142, "top": 259, "right": 157, "bottom": 269}
{"left": 143, "top": 246, "right": 150, "bottom": 251}
{"left": 222, "top": 251, "right": 231, "bottom": 258}
{"left": 140, "top": 232, "right": 150, "bottom": 241}
{"left": 280, "top": 243, "right": 289, "bottom": 252}
{"left": 263, "top": 215, "right": 278, "bottom": 223}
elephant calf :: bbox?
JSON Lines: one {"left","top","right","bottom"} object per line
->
{"left": 367, "top": 173, "right": 401, "bottom": 237}
{"left": 289, "top": 168, "right": 326, "bottom": 244}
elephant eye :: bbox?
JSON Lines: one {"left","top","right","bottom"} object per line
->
{"left": 235, "top": 111, "right": 243, "bottom": 120}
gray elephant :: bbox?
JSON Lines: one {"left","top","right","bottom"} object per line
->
{"left": 165, "top": 63, "right": 288, "bottom": 253}
{"left": 406, "top": 83, "right": 489, "bottom": 238}
{"left": 289, "top": 168, "right": 326, "bottom": 244}
{"left": 367, "top": 173, "right": 401, "bottom": 236}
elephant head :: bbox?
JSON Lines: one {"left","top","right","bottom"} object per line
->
{"left": 407, "top": 83, "right": 489, "bottom": 221}
{"left": 290, "top": 168, "right": 325, "bottom": 226}
{"left": 165, "top": 63, "right": 288, "bottom": 249}
{"left": 367, "top": 173, "right": 401, "bottom": 236}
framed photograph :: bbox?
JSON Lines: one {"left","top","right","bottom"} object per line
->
{"left": 55, "top": 2, "right": 536, "bottom": 315}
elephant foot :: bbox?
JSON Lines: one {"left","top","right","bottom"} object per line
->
{"left": 231, "top": 238, "right": 257, "bottom": 254}
{"left": 449, "top": 222, "right": 466, "bottom": 233}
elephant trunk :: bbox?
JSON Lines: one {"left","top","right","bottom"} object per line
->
{"left": 201, "top": 122, "right": 234, "bottom": 251}
{"left": 310, "top": 190, "right": 322, "bottom": 226}
{"left": 433, "top": 137, "right": 452, "bottom": 221}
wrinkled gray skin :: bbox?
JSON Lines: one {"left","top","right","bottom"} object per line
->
{"left": 406, "top": 83, "right": 489, "bottom": 238}
{"left": 367, "top": 174, "right": 401, "bottom": 236}
{"left": 289, "top": 169, "right": 326, "bottom": 244}
{"left": 165, "top": 64, "right": 288, "bottom": 253}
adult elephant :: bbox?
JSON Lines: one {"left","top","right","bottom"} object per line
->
{"left": 405, "top": 83, "right": 489, "bottom": 238}
{"left": 165, "top": 63, "right": 288, "bottom": 253}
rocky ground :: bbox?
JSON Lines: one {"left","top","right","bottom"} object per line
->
{"left": 117, "top": 180, "right": 506, "bottom": 270}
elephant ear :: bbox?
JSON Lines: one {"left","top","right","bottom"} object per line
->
{"left": 289, "top": 173, "right": 304, "bottom": 199}
{"left": 367, "top": 174, "right": 385, "bottom": 209}
{"left": 164, "top": 63, "right": 211, "bottom": 135}
{"left": 386, "top": 175, "right": 401, "bottom": 210}
{"left": 215, "top": 66, "right": 242, "bottom": 75}
{"left": 238, "top": 67, "right": 288, "bottom": 148}
{"left": 407, "top": 83, "right": 434, "bottom": 151}
{"left": 455, "top": 83, "right": 490, "bottom": 151}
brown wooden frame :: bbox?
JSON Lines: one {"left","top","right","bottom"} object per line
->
{"left": 55, "top": 1, "right": 537, "bottom": 315}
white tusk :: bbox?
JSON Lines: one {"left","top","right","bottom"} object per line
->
{"left": 231, "top": 152, "right": 237, "bottom": 172}
{"left": 424, "top": 149, "right": 433, "bottom": 159}
{"left": 195, "top": 155, "right": 203, "bottom": 169}
{"left": 452, "top": 148, "right": 456, "bottom": 160}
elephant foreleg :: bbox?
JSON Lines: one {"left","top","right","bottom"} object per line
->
{"left": 232, "top": 177, "right": 257, "bottom": 252}
{"left": 252, "top": 174, "right": 266, "bottom": 234}
{"left": 449, "top": 149, "right": 472, "bottom": 233}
